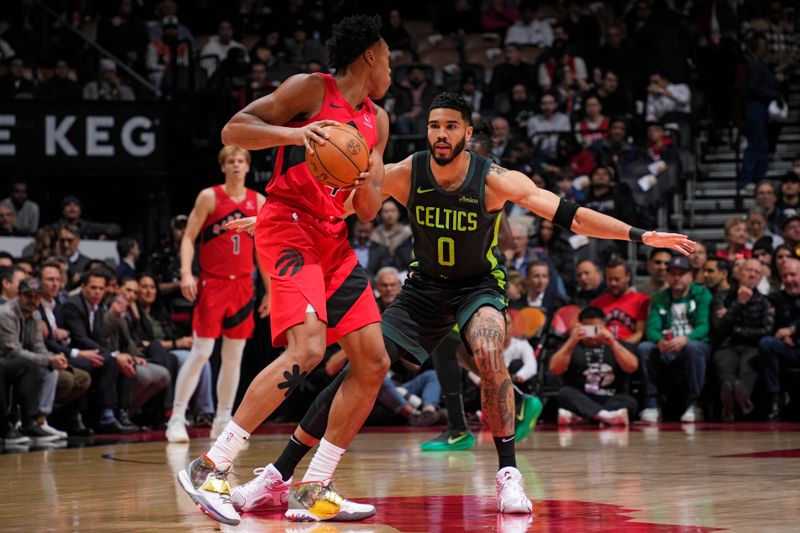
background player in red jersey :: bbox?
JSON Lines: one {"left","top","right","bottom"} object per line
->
{"left": 177, "top": 15, "right": 392, "bottom": 525}
{"left": 165, "top": 145, "right": 267, "bottom": 443}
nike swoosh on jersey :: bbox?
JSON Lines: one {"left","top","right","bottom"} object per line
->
{"left": 447, "top": 433, "right": 468, "bottom": 445}
{"left": 416, "top": 187, "right": 435, "bottom": 194}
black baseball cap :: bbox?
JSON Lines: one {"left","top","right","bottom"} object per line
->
{"left": 780, "top": 213, "right": 800, "bottom": 230}
{"left": 667, "top": 255, "right": 691, "bottom": 272}
{"left": 18, "top": 278, "right": 44, "bottom": 295}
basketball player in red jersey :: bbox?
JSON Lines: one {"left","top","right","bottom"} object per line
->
{"left": 177, "top": 15, "right": 391, "bottom": 525}
{"left": 165, "top": 145, "right": 268, "bottom": 444}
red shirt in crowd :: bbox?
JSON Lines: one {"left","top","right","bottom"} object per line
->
{"left": 590, "top": 289, "right": 651, "bottom": 341}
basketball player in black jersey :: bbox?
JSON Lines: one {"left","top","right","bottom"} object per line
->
{"left": 226, "top": 93, "right": 694, "bottom": 517}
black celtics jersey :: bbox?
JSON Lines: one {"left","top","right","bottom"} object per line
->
{"left": 407, "top": 150, "right": 504, "bottom": 280}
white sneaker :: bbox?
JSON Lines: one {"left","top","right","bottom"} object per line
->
{"left": 557, "top": 408, "right": 579, "bottom": 426}
{"left": 39, "top": 420, "right": 68, "bottom": 439}
{"left": 598, "top": 408, "right": 629, "bottom": 427}
{"left": 166, "top": 417, "right": 189, "bottom": 443}
{"left": 210, "top": 416, "right": 230, "bottom": 440}
{"left": 231, "top": 463, "right": 290, "bottom": 512}
{"left": 680, "top": 405, "right": 699, "bottom": 423}
{"left": 177, "top": 455, "right": 240, "bottom": 525}
{"left": 496, "top": 467, "right": 532, "bottom": 514}
{"left": 640, "top": 408, "right": 660, "bottom": 424}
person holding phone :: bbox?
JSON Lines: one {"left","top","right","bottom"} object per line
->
{"left": 549, "top": 306, "right": 639, "bottom": 426}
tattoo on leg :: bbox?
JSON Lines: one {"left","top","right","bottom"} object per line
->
{"left": 497, "top": 378, "right": 514, "bottom": 429}
{"left": 277, "top": 364, "right": 308, "bottom": 397}
{"left": 469, "top": 308, "right": 514, "bottom": 433}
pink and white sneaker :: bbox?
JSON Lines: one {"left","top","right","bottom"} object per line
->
{"left": 231, "top": 463, "right": 291, "bottom": 512}
{"left": 496, "top": 467, "right": 532, "bottom": 514}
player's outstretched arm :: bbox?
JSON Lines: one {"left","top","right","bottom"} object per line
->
{"left": 351, "top": 106, "right": 389, "bottom": 222}
{"left": 220, "top": 74, "right": 338, "bottom": 152}
{"left": 486, "top": 164, "right": 695, "bottom": 256}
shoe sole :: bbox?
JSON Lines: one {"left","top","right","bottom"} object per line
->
{"left": 177, "top": 470, "right": 240, "bottom": 526}
{"left": 499, "top": 502, "right": 533, "bottom": 514}
{"left": 166, "top": 430, "right": 190, "bottom": 443}
{"left": 329, "top": 505, "right": 376, "bottom": 521}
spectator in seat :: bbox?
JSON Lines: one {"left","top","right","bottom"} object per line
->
{"left": 550, "top": 306, "right": 638, "bottom": 426}
{"left": 504, "top": 83, "right": 537, "bottom": 139}
{"left": 147, "top": 214, "right": 187, "bottom": 298}
{"left": 574, "top": 259, "right": 605, "bottom": 307}
{"left": 756, "top": 180, "right": 781, "bottom": 234}
{"left": 527, "top": 92, "right": 571, "bottom": 160}
{"left": 529, "top": 218, "right": 575, "bottom": 293}
{"left": 780, "top": 214, "right": 800, "bottom": 257}
{"left": 589, "top": 118, "right": 634, "bottom": 167}
{"left": 596, "top": 26, "right": 637, "bottom": 91}
{"left": 591, "top": 258, "right": 650, "bottom": 344}
{"left": 504, "top": 1, "right": 552, "bottom": 47}
{"left": 351, "top": 220, "right": 393, "bottom": 278}
{"left": 506, "top": 222, "right": 566, "bottom": 297}
{"left": 83, "top": 59, "right": 136, "bottom": 101}
{"left": 372, "top": 199, "right": 412, "bottom": 260}
{"left": 147, "top": 0, "right": 195, "bottom": 47}
{"left": 374, "top": 267, "right": 402, "bottom": 313}
{"left": 54, "top": 195, "right": 122, "bottom": 240}
{"left": 689, "top": 241, "right": 709, "bottom": 284}
{"left": 717, "top": 217, "right": 751, "bottom": 260}
{"left": 459, "top": 73, "right": 483, "bottom": 120}
{"left": 704, "top": 257, "right": 732, "bottom": 303}
{"left": 751, "top": 238, "right": 779, "bottom": 294}
{"left": 637, "top": 255, "right": 712, "bottom": 424}
{"left": 116, "top": 237, "right": 140, "bottom": 281}
{"left": 644, "top": 71, "right": 691, "bottom": 123}
{"left": 283, "top": 19, "right": 327, "bottom": 70}
{"left": 200, "top": 20, "right": 247, "bottom": 77}
{"left": 0, "top": 252, "right": 11, "bottom": 268}
{"left": 481, "top": 0, "right": 519, "bottom": 35}
{"left": 60, "top": 269, "right": 138, "bottom": 434}
{"left": 575, "top": 96, "right": 609, "bottom": 148}
{"left": 548, "top": 134, "right": 595, "bottom": 178}
{"left": 513, "top": 260, "right": 564, "bottom": 318}
{"left": 383, "top": 9, "right": 413, "bottom": 53}
{"left": 643, "top": 122, "right": 679, "bottom": 176}
{"left": 489, "top": 44, "right": 538, "bottom": 110}
{"left": 0, "top": 203, "right": 22, "bottom": 236}
{"left": 37, "top": 58, "right": 81, "bottom": 101}
{"left": 240, "top": 62, "right": 275, "bottom": 105}
{"left": 712, "top": 259, "right": 773, "bottom": 422}
{"left": 1, "top": 179, "right": 39, "bottom": 234}
{"left": 777, "top": 173, "right": 800, "bottom": 220}
{"left": 0, "top": 56, "right": 35, "bottom": 99}
{"left": 759, "top": 257, "right": 800, "bottom": 420}
{"left": 146, "top": 16, "right": 191, "bottom": 93}
{"left": 490, "top": 116, "right": 514, "bottom": 164}
{"left": 537, "top": 23, "right": 589, "bottom": 92}
{"left": 634, "top": 248, "right": 672, "bottom": 298}
{"left": 580, "top": 165, "right": 636, "bottom": 225}
{"left": 102, "top": 293, "right": 171, "bottom": 420}
{"left": 591, "top": 70, "right": 631, "bottom": 120}
{"left": 96, "top": 0, "right": 147, "bottom": 73}
{"left": 55, "top": 224, "right": 90, "bottom": 289}
{"left": 0, "top": 351, "right": 41, "bottom": 445}
{"left": 0, "top": 265, "right": 27, "bottom": 305}
{"left": 394, "top": 66, "right": 436, "bottom": 135}
{"left": 747, "top": 209, "right": 783, "bottom": 250}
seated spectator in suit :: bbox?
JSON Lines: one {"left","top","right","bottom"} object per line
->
{"left": 0, "top": 265, "right": 27, "bottom": 305}
{"left": 102, "top": 294, "right": 171, "bottom": 418}
{"left": 759, "top": 257, "right": 800, "bottom": 421}
{"left": 549, "top": 306, "right": 638, "bottom": 426}
{"left": 712, "top": 259, "right": 773, "bottom": 422}
{"left": 2, "top": 179, "right": 40, "bottom": 235}
{"left": 0, "top": 202, "right": 24, "bottom": 236}
{"left": 37, "top": 260, "right": 93, "bottom": 435}
{"left": 574, "top": 259, "right": 605, "bottom": 307}
{"left": 591, "top": 258, "right": 650, "bottom": 343}
{"left": 717, "top": 217, "right": 751, "bottom": 260}
{"left": 53, "top": 196, "right": 122, "bottom": 240}
{"left": 55, "top": 223, "right": 90, "bottom": 289}
{"left": 116, "top": 237, "right": 140, "bottom": 281}
{"left": 637, "top": 256, "right": 712, "bottom": 424}
{"left": 374, "top": 267, "right": 402, "bottom": 313}
{"left": 60, "top": 269, "right": 138, "bottom": 433}
{"left": 511, "top": 260, "right": 564, "bottom": 318}
{"left": 351, "top": 220, "right": 393, "bottom": 278}
{"left": 634, "top": 248, "right": 672, "bottom": 297}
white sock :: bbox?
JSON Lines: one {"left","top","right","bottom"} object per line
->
{"left": 216, "top": 337, "right": 245, "bottom": 420}
{"left": 170, "top": 336, "right": 215, "bottom": 423}
{"left": 206, "top": 420, "right": 250, "bottom": 471}
{"left": 302, "top": 438, "right": 345, "bottom": 483}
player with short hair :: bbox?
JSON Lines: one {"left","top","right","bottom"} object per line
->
{"left": 165, "top": 145, "right": 267, "bottom": 444}
{"left": 226, "top": 93, "right": 694, "bottom": 517}
{"left": 177, "top": 14, "right": 392, "bottom": 526}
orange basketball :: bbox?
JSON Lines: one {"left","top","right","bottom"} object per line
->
{"left": 305, "top": 123, "right": 370, "bottom": 188}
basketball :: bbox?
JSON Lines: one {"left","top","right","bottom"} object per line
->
{"left": 305, "top": 123, "right": 370, "bottom": 188}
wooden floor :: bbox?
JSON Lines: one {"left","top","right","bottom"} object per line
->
{"left": 3, "top": 424, "right": 800, "bottom": 532}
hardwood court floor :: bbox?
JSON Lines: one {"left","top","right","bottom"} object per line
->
{"left": 3, "top": 424, "right": 800, "bottom": 532}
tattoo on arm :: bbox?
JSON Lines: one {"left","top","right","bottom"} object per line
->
{"left": 277, "top": 364, "right": 308, "bottom": 397}
{"left": 490, "top": 164, "right": 509, "bottom": 175}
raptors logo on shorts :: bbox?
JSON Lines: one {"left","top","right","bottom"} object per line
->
{"left": 275, "top": 248, "right": 304, "bottom": 276}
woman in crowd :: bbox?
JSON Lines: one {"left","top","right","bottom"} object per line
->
{"left": 716, "top": 217, "right": 751, "bottom": 260}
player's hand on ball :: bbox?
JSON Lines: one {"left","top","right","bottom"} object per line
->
{"left": 226, "top": 216, "right": 257, "bottom": 235}
{"left": 180, "top": 272, "right": 198, "bottom": 302}
{"left": 642, "top": 231, "right": 695, "bottom": 256}
{"left": 298, "top": 120, "right": 341, "bottom": 154}
{"left": 343, "top": 157, "right": 376, "bottom": 191}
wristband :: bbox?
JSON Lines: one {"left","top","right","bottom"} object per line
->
{"left": 629, "top": 227, "right": 647, "bottom": 242}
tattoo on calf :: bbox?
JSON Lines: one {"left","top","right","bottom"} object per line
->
{"left": 277, "top": 364, "right": 308, "bottom": 397}
{"left": 497, "top": 378, "right": 514, "bottom": 428}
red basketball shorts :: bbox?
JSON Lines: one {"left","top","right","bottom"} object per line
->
{"left": 256, "top": 201, "right": 381, "bottom": 347}
{"left": 193, "top": 275, "right": 255, "bottom": 339}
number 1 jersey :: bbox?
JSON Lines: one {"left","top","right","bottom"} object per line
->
{"left": 198, "top": 185, "right": 259, "bottom": 278}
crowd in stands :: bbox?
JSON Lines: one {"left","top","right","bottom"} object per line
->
{"left": 1, "top": 1, "right": 800, "bottom": 448}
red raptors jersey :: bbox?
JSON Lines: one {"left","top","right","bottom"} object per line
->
{"left": 267, "top": 73, "right": 378, "bottom": 219}
{"left": 199, "top": 186, "right": 259, "bottom": 278}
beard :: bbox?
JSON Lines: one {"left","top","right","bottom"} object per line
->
{"left": 429, "top": 135, "right": 466, "bottom": 166}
